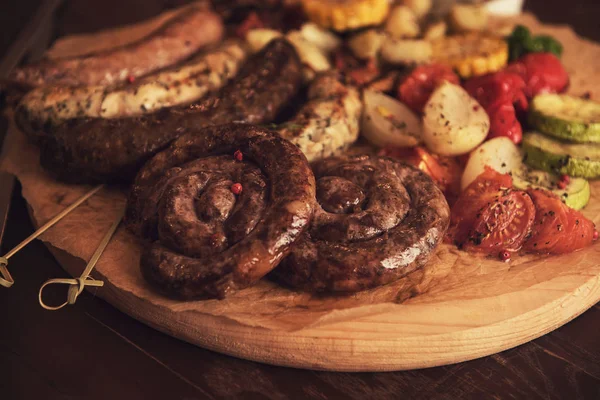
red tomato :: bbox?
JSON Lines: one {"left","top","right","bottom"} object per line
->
{"left": 397, "top": 64, "right": 460, "bottom": 114}
{"left": 448, "top": 168, "right": 535, "bottom": 253}
{"left": 446, "top": 167, "right": 509, "bottom": 245}
{"left": 507, "top": 53, "right": 569, "bottom": 97}
{"left": 463, "top": 71, "right": 528, "bottom": 111}
{"left": 488, "top": 102, "right": 523, "bottom": 144}
{"left": 523, "top": 189, "right": 596, "bottom": 254}
{"left": 380, "top": 146, "right": 462, "bottom": 198}
{"left": 463, "top": 71, "right": 528, "bottom": 144}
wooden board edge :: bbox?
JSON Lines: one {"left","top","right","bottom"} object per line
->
{"left": 42, "top": 240, "right": 600, "bottom": 372}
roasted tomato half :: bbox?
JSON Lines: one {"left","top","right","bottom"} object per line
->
{"left": 397, "top": 64, "right": 460, "bottom": 114}
{"left": 523, "top": 189, "right": 596, "bottom": 254}
{"left": 448, "top": 168, "right": 536, "bottom": 253}
{"left": 380, "top": 146, "right": 462, "bottom": 198}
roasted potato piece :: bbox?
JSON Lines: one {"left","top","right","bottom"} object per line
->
{"left": 381, "top": 38, "right": 432, "bottom": 65}
{"left": 347, "top": 29, "right": 387, "bottom": 60}
{"left": 401, "top": 0, "right": 432, "bottom": 19}
{"left": 299, "top": 22, "right": 341, "bottom": 54}
{"left": 423, "top": 20, "right": 447, "bottom": 40}
{"left": 246, "top": 29, "right": 283, "bottom": 53}
{"left": 286, "top": 31, "right": 331, "bottom": 81}
{"left": 449, "top": 4, "right": 489, "bottom": 33}
{"left": 385, "top": 6, "right": 420, "bottom": 38}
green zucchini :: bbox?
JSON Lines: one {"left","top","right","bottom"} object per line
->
{"left": 522, "top": 131, "right": 600, "bottom": 179}
{"left": 529, "top": 94, "right": 600, "bottom": 143}
{"left": 512, "top": 166, "right": 590, "bottom": 210}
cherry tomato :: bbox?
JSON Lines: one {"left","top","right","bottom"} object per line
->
{"left": 397, "top": 64, "right": 460, "bottom": 114}
{"left": 448, "top": 168, "right": 535, "bottom": 253}
{"left": 523, "top": 189, "right": 595, "bottom": 254}
{"left": 507, "top": 52, "right": 569, "bottom": 97}
{"left": 380, "top": 146, "right": 462, "bottom": 198}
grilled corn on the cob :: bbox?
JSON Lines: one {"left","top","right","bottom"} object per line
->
{"left": 431, "top": 34, "right": 508, "bottom": 78}
{"left": 301, "top": 0, "right": 390, "bottom": 32}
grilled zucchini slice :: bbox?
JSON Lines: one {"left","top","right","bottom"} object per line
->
{"left": 529, "top": 94, "right": 600, "bottom": 143}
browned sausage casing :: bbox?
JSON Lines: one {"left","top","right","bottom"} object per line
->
{"left": 273, "top": 155, "right": 450, "bottom": 293}
{"left": 8, "top": 6, "right": 224, "bottom": 89}
{"left": 40, "top": 39, "right": 303, "bottom": 183}
{"left": 126, "top": 123, "right": 316, "bottom": 299}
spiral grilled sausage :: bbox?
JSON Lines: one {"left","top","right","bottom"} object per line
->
{"left": 40, "top": 39, "right": 302, "bottom": 183}
{"left": 8, "top": 6, "right": 224, "bottom": 89}
{"left": 273, "top": 155, "right": 450, "bottom": 293}
{"left": 126, "top": 123, "right": 316, "bottom": 299}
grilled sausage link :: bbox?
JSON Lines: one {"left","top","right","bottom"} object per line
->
{"left": 126, "top": 123, "right": 316, "bottom": 299}
{"left": 15, "top": 40, "right": 248, "bottom": 139}
{"left": 40, "top": 39, "right": 303, "bottom": 183}
{"left": 273, "top": 155, "right": 450, "bottom": 293}
{"left": 278, "top": 72, "right": 362, "bottom": 162}
{"left": 7, "top": 6, "right": 224, "bottom": 89}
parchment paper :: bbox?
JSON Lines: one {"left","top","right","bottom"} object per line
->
{"left": 1, "top": 10, "right": 599, "bottom": 333}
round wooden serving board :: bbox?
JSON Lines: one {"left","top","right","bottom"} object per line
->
{"left": 2, "top": 11, "right": 600, "bottom": 372}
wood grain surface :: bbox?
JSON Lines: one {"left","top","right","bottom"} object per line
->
{"left": 1, "top": 0, "right": 600, "bottom": 398}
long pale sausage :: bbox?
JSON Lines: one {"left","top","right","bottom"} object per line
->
{"left": 8, "top": 6, "right": 224, "bottom": 89}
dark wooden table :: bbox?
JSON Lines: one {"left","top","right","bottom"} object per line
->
{"left": 2, "top": 1, "right": 600, "bottom": 399}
